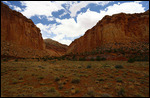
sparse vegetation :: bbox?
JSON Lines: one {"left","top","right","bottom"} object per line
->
{"left": 71, "top": 77, "right": 80, "bottom": 84}
{"left": 116, "top": 77, "right": 123, "bottom": 83}
{"left": 38, "top": 76, "right": 44, "bottom": 80}
{"left": 15, "top": 59, "right": 18, "bottom": 62}
{"left": 79, "top": 57, "right": 86, "bottom": 61}
{"left": 55, "top": 77, "right": 60, "bottom": 82}
{"left": 118, "top": 88, "right": 125, "bottom": 97}
{"left": 115, "top": 65, "right": 124, "bottom": 69}
{"left": 1, "top": 60, "right": 149, "bottom": 97}
{"left": 128, "top": 58, "right": 135, "bottom": 63}
{"left": 96, "top": 56, "right": 106, "bottom": 61}
{"left": 86, "top": 64, "right": 92, "bottom": 68}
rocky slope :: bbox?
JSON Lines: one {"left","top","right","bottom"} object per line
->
{"left": 1, "top": 2, "right": 62, "bottom": 58}
{"left": 67, "top": 10, "right": 149, "bottom": 58}
{"left": 44, "top": 39, "right": 68, "bottom": 56}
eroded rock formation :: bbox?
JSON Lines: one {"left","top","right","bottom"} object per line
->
{"left": 67, "top": 10, "right": 149, "bottom": 55}
{"left": 1, "top": 2, "right": 45, "bottom": 50}
{"left": 1, "top": 2, "right": 59, "bottom": 58}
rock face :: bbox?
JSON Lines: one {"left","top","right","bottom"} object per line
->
{"left": 1, "top": 2, "right": 50, "bottom": 58}
{"left": 67, "top": 10, "right": 149, "bottom": 55}
{"left": 44, "top": 38, "right": 68, "bottom": 56}
{"left": 1, "top": 2, "right": 45, "bottom": 50}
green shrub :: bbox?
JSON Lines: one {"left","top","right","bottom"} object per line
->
{"left": 79, "top": 57, "right": 86, "bottom": 61}
{"left": 71, "top": 77, "right": 80, "bottom": 84}
{"left": 15, "top": 59, "right": 18, "bottom": 62}
{"left": 3, "top": 58, "right": 8, "bottom": 62}
{"left": 101, "top": 93, "right": 112, "bottom": 97}
{"left": 37, "top": 58, "right": 40, "bottom": 61}
{"left": 128, "top": 58, "right": 135, "bottom": 63}
{"left": 116, "top": 77, "right": 123, "bottom": 83}
{"left": 87, "top": 64, "right": 92, "bottom": 68}
{"left": 49, "top": 87, "right": 56, "bottom": 92}
{"left": 118, "top": 88, "right": 125, "bottom": 97}
{"left": 96, "top": 78, "right": 105, "bottom": 81}
{"left": 12, "top": 78, "right": 18, "bottom": 84}
{"left": 43, "top": 58, "right": 47, "bottom": 61}
{"left": 115, "top": 65, "right": 123, "bottom": 69}
{"left": 96, "top": 56, "right": 106, "bottom": 61}
{"left": 96, "top": 56, "right": 101, "bottom": 61}
{"left": 72, "top": 55, "right": 76, "bottom": 60}
{"left": 101, "top": 57, "right": 106, "bottom": 60}
{"left": 38, "top": 76, "right": 44, "bottom": 80}
{"left": 55, "top": 77, "right": 60, "bottom": 82}
{"left": 90, "top": 58, "right": 95, "bottom": 61}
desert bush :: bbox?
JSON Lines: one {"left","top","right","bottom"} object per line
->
{"left": 116, "top": 77, "right": 123, "bottom": 83}
{"left": 96, "top": 56, "right": 101, "bottom": 61}
{"left": 60, "top": 55, "right": 66, "bottom": 60}
{"left": 3, "top": 58, "right": 8, "bottom": 62}
{"left": 83, "top": 87, "right": 102, "bottom": 97}
{"left": 44, "top": 87, "right": 61, "bottom": 97}
{"left": 102, "top": 64, "right": 111, "bottom": 68}
{"left": 96, "top": 78, "right": 105, "bottom": 81}
{"left": 90, "top": 58, "right": 95, "bottom": 61}
{"left": 38, "top": 76, "right": 44, "bottom": 80}
{"left": 41, "top": 56, "right": 47, "bottom": 61}
{"left": 55, "top": 77, "right": 60, "bottom": 82}
{"left": 128, "top": 55, "right": 149, "bottom": 63}
{"left": 135, "top": 55, "right": 149, "bottom": 61}
{"left": 15, "top": 59, "right": 18, "bottom": 62}
{"left": 71, "top": 77, "right": 80, "bottom": 84}
{"left": 100, "top": 93, "right": 112, "bottom": 97}
{"left": 79, "top": 57, "right": 86, "bottom": 61}
{"left": 118, "top": 88, "right": 125, "bottom": 97}
{"left": 86, "top": 90, "right": 95, "bottom": 97}
{"left": 12, "top": 78, "right": 19, "bottom": 84}
{"left": 86, "top": 64, "right": 92, "bottom": 68}
{"left": 49, "top": 87, "right": 56, "bottom": 92}
{"left": 96, "top": 56, "right": 106, "bottom": 61}
{"left": 72, "top": 55, "right": 76, "bottom": 60}
{"left": 113, "top": 49, "right": 117, "bottom": 53}
{"left": 58, "top": 85, "right": 63, "bottom": 90}
{"left": 128, "top": 58, "right": 135, "bottom": 63}
{"left": 115, "top": 65, "right": 124, "bottom": 69}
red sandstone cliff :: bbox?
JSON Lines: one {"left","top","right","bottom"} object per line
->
{"left": 44, "top": 38, "right": 68, "bottom": 56}
{"left": 1, "top": 2, "right": 45, "bottom": 50}
{"left": 67, "top": 10, "right": 149, "bottom": 55}
{"left": 1, "top": 2, "right": 63, "bottom": 58}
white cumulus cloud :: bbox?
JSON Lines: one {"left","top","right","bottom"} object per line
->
{"left": 36, "top": 1, "right": 145, "bottom": 46}
{"left": 68, "top": 1, "right": 112, "bottom": 17}
{"left": 13, "top": 5, "right": 22, "bottom": 11}
{"left": 20, "top": 1, "right": 65, "bottom": 18}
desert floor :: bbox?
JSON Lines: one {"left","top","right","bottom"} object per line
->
{"left": 1, "top": 59, "right": 149, "bottom": 97}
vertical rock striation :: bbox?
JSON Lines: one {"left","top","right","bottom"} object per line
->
{"left": 1, "top": 2, "right": 45, "bottom": 50}
{"left": 67, "top": 10, "right": 149, "bottom": 55}
{"left": 1, "top": 2, "right": 47, "bottom": 58}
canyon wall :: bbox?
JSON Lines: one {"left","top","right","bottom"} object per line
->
{"left": 1, "top": 2, "right": 48, "bottom": 58}
{"left": 1, "top": 2, "right": 69, "bottom": 58}
{"left": 1, "top": 2, "right": 45, "bottom": 50}
{"left": 67, "top": 10, "right": 149, "bottom": 55}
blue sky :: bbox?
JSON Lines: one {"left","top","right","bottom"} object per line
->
{"left": 2, "top": 1, "right": 149, "bottom": 45}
